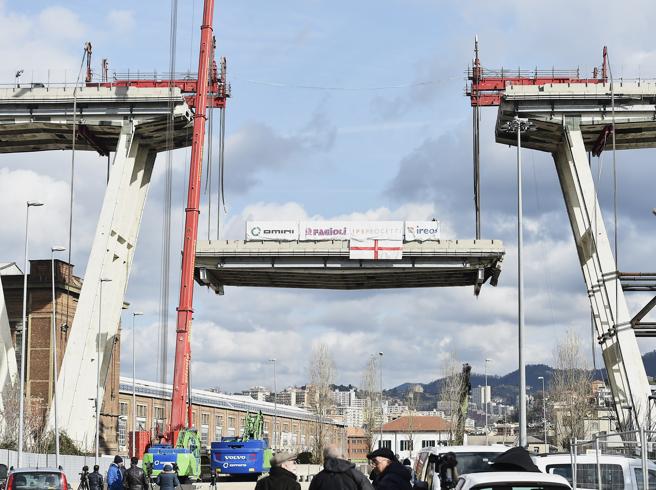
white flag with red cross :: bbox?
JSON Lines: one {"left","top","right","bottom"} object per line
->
{"left": 349, "top": 239, "right": 403, "bottom": 260}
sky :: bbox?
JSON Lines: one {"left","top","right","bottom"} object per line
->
{"left": 2, "top": 0, "right": 656, "bottom": 394}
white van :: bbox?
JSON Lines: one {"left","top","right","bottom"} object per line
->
{"left": 534, "top": 453, "right": 656, "bottom": 490}
{"left": 414, "top": 445, "right": 510, "bottom": 490}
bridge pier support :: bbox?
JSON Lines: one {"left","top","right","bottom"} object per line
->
{"left": 553, "top": 127, "right": 651, "bottom": 431}
{"left": 49, "top": 123, "right": 156, "bottom": 448}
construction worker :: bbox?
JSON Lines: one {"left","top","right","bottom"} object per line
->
{"left": 255, "top": 452, "right": 300, "bottom": 490}
{"left": 124, "top": 457, "right": 150, "bottom": 490}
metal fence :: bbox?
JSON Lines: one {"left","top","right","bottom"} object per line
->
{"left": 569, "top": 429, "right": 656, "bottom": 490}
{"left": 0, "top": 449, "right": 116, "bottom": 487}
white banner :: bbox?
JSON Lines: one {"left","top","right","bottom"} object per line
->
{"left": 246, "top": 221, "right": 299, "bottom": 241}
{"left": 300, "top": 221, "right": 351, "bottom": 240}
{"left": 349, "top": 221, "right": 404, "bottom": 241}
{"left": 349, "top": 240, "right": 403, "bottom": 260}
{"left": 405, "top": 221, "right": 441, "bottom": 241}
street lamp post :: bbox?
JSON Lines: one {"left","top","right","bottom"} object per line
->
{"left": 18, "top": 200, "right": 44, "bottom": 467}
{"left": 502, "top": 116, "right": 533, "bottom": 447}
{"left": 131, "top": 311, "right": 143, "bottom": 457}
{"left": 484, "top": 358, "right": 491, "bottom": 445}
{"left": 50, "top": 246, "right": 66, "bottom": 467}
{"left": 538, "top": 376, "right": 547, "bottom": 451}
{"left": 378, "top": 352, "right": 384, "bottom": 449}
{"left": 96, "top": 277, "right": 112, "bottom": 465}
{"left": 269, "top": 359, "right": 277, "bottom": 449}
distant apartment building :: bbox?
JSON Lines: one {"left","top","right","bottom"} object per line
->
{"left": 276, "top": 386, "right": 308, "bottom": 408}
{"left": 346, "top": 427, "right": 370, "bottom": 461}
{"left": 472, "top": 385, "right": 491, "bottom": 407}
{"left": 332, "top": 389, "right": 357, "bottom": 407}
{"left": 242, "top": 386, "right": 270, "bottom": 402}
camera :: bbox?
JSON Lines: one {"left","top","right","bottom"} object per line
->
{"left": 436, "top": 452, "right": 458, "bottom": 490}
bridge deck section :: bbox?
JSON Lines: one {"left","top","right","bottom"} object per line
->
{"left": 195, "top": 239, "right": 504, "bottom": 293}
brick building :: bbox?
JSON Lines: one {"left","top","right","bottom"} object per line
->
{"left": 346, "top": 427, "right": 370, "bottom": 461}
{"left": 1, "top": 260, "right": 121, "bottom": 452}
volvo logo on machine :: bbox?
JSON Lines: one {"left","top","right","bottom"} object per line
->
{"left": 224, "top": 455, "right": 247, "bottom": 460}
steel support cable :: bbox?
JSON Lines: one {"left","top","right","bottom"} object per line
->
{"left": 157, "top": 0, "right": 179, "bottom": 389}
{"left": 218, "top": 105, "right": 226, "bottom": 236}
{"left": 64, "top": 47, "right": 90, "bottom": 342}
{"left": 529, "top": 152, "right": 557, "bottom": 330}
{"left": 205, "top": 101, "right": 213, "bottom": 240}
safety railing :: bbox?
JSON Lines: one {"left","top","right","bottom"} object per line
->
{"left": 568, "top": 429, "right": 656, "bottom": 490}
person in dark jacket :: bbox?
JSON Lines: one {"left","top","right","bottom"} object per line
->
{"left": 155, "top": 464, "right": 180, "bottom": 489}
{"left": 366, "top": 448, "right": 412, "bottom": 490}
{"left": 255, "top": 452, "right": 300, "bottom": 490}
{"left": 310, "top": 445, "right": 373, "bottom": 490}
{"left": 124, "top": 457, "right": 150, "bottom": 490}
{"left": 88, "top": 465, "right": 103, "bottom": 490}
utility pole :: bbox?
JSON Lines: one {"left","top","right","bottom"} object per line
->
{"left": 378, "top": 352, "right": 384, "bottom": 449}
{"left": 270, "top": 359, "right": 278, "bottom": 449}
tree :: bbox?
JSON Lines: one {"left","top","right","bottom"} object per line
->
{"left": 308, "top": 343, "right": 335, "bottom": 463}
{"left": 406, "top": 384, "right": 423, "bottom": 457}
{"left": 438, "top": 353, "right": 465, "bottom": 442}
{"left": 549, "top": 330, "right": 594, "bottom": 449}
{"left": 360, "top": 355, "right": 379, "bottom": 450}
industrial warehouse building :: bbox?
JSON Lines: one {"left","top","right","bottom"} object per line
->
{"left": 118, "top": 377, "right": 346, "bottom": 455}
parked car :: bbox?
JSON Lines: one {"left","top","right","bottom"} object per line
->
{"left": 534, "top": 453, "right": 656, "bottom": 490}
{"left": 454, "top": 471, "right": 571, "bottom": 490}
{"left": 414, "top": 445, "right": 510, "bottom": 490}
{"left": 5, "top": 467, "right": 70, "bottom": 490}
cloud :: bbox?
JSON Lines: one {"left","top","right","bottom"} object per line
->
{"left": 223, "top": 112, "right": 336, "bottom": 194}
{"left": 107, "top": 10, "right": 135, "bottom": 34}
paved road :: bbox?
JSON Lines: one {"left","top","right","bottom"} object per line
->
{"left": 192, "top": 483, "right": 311, "bottom": 490}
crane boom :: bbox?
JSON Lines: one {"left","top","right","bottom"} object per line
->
{"left": 170, "top": 0, "right": 216, "bottom": 431}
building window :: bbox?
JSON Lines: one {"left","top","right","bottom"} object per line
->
{"left": 118, "top": 416, "right": 127, "bottom": 450}
{"left": 422, "top": 440, "right": 436, "bottom": 448}
{"left": 201, "top": 413, "right": 210, "bottom": 447}
{"left": 136, "top": 404, "right": 147, "bottom": 430}
{"left": 227, "top": 416, "right": 236, "bottom": 437}
{"left": 153, "top": 406, "right": 165, "bottom": 432}
{"left": 379, "top": 440, "right": 392, "bottom": 450}
{"left": 119, "top": 402, "right": 128, "bottom": 416}
{"left": 400, "top": 440, "right": 413, "bottom": 451}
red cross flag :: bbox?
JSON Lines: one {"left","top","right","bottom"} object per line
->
{"left": 349, "top": 240, "right": 403, "bottom": 260}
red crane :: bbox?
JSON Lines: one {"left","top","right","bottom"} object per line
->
{"left": 94, "top": 0, "right": 226, "bottom": 436}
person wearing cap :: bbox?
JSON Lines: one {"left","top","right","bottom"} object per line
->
{"left": 366, "top": 447, "right": 412, "bottom": 490}
{"left": 155, "top": 464, "right": 181, "bottom": 489}
{"left": 124, "top": 456, "right": 150, "bottom": 490}
{"left": 255, "top": 451, "right": 300, "bottom": 490}
{"left": 107, "top": 455, "right": 125, "bottom": 490}
{"left": 309, "top": 445, "right": 374, "bottom": 490}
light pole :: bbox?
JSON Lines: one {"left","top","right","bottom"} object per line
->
{"left": 538, "top": 376, "right": 547, "bottom": 451}
{"left": 503, "top": 116, "right": 533, "bottom": 447}
{"left": 50, "top": 246, "right": 66, "bottom": 467}
{"left": 96, "top": 277, "right": 112, "bottom": 465}
{"left": 484, "top": 358, "right": 491, "bottom": 445}
{"left": 378, "top": 352, "right": 384, "bottom": 449}
{"left": 18, "top": 200, "right": 44, "bottom": 467}
{"left": 131, "top": 311, "right": 143, "bottom": 457}
{"left": 269, "top": 358, "right": 277, "bottom": 449}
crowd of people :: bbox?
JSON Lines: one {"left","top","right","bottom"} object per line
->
{"left": 256, "top": 445, "right": 417, "bottom": 490}
{"left": 93, "top": 446, "right": 417, "bottom": 489}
